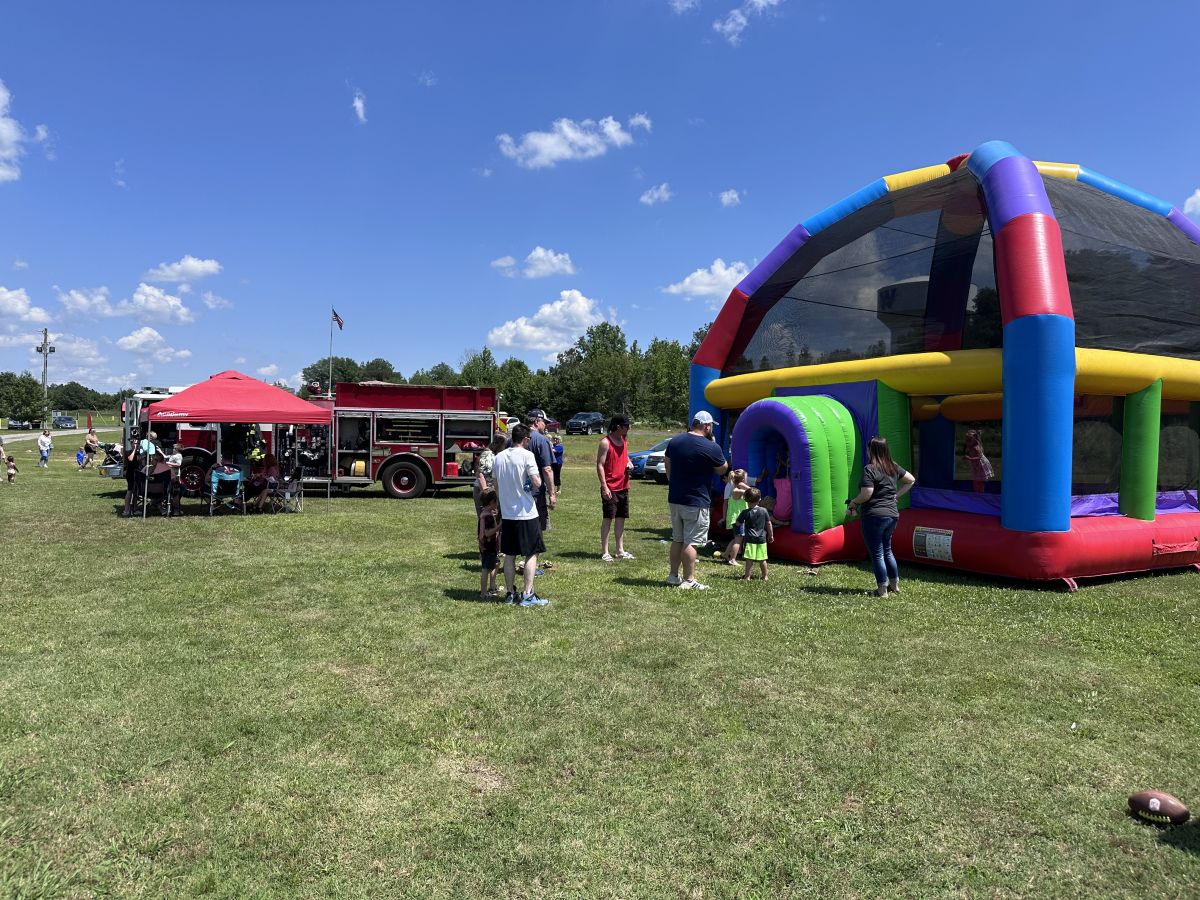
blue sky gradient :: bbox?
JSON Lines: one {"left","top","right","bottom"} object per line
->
{"left": 1, "top": 1, "right": 1197, "bottom": 390}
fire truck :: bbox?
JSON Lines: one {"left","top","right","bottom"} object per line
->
{"left": 296, "top": 382, "right": 497, "bottom": 499}
{"left": 105, "top": 386, "right": 220, "bottom": 494}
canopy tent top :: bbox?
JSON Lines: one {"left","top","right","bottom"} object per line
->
{"left": 146, "top": 370, "right": 331, "bottom": 425}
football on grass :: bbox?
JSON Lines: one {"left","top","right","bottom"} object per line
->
{"left": 1128, "top": 790, "right": 1190, "bottom": 826}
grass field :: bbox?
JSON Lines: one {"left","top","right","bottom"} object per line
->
{"left": 2, "top": 431, "right": 1198, "bottom": 898}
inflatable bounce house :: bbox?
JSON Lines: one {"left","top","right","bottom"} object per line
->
{"left": 691, "top": 141, "right": 1200, "bottom": 589}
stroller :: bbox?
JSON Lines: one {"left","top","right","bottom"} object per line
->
{"left": 206, "top": 468, "right": 246, "bottom": 516}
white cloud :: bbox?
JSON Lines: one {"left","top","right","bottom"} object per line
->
{"left": 13, "top": 259, "right": 28, "bottom": 270}
{"left": 234, "top": 356, "right": 247, "bottom": 365}
{"left": 493, "top": 246, "right": 576, "bottom": 279}
{"left": 0, "top": 79, "right": 48, "bottom": 184}
{"left": 417, "top": 71, "right": 438, "bottom": 87}
{"left": 487, "top": 289, "right": 606, "bottom": 359}
{"left": 719, "top": 188, "right": 741, "bottom": 207}
{"left": 0, "top": 286, "right": 51, "bottom": 323}
{"left": 125, "top": 283, "right": 194, "bottom": 324}
{"left": 202, "top": 290, "right": 232, "bottom": 310}
{"left": 113, "top": 158, "right": 127, "bottom": 189}
{"left": 497, "top": 115, "right": 648, "bottom": 169}
{"left": 669, "top": 0, "right": 699, "bottom": 11}
{"left": 714, "top": 0, "right": 783, "bottom": 45}
{"left": 116, "top": 326, "right": 191, "bottom": 363}
{"left": 352, "top": 90, "right": 367, "bottom": 124}
{"left": 257, "top": 363, "right": 280, "bottom": 378}
{"left": 57, "top": 286, "right": 114, "bottom": 316}
{"left": 1184, "top": 189, "right": 1200, "bottom": 218}
{"left": 144, "top": 255, "right": 222, "bottom": 283}
{"left": 662, "top": 258, "right": 749, "bottom": 307}
{"left": 491, "top": 255, "right": 518, "bottom": 277}
{"left": 639, "top": 182, "right": 673, "bottom": 206}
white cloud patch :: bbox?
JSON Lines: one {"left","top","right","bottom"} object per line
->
{"left": 669, "top": 0, "right": 700, "bottom": 11}
{"left": 487, "top": 289, "right": 606, "bottom": 360}
{"left": 719, "top": 188, "right": 741, "bottom": 207}
{"left": 639, "top": 182, "right": 673, "bottom": 206}
{"left": 1184, "top": 188, "right": 1200, "bottom": 218}
{"left": 0, "top": 286, "right": 51, "bottom": 323}
{"left": 257, "top": 363, "right": 280, "bottom": 378}
{"left": 714, "top": 0, "right": 783, "bottom": 45}
{"left": 202, "top": 290, "right": 232, "bottom": 310}
{"left": 113, "top": 158, "right": 127, "bottom": 188}
{"left": 13, "top": 259, "right": 28, "bottom": 270}
{"left": 494, "top": 246, "right": 577, "bottom": 279}
{"left": 57, "top": 283, "right": 195, "bottom": 324}
{"left": 417, "top": 71, "right": 438, "bottom": 87}
{"left": 352, "top": 90, "right": 367, "bottom": 124}
{"left": 116, "top": 326, "right": 191, "bottom": 363}
{"left": 0, "top": 79, "right": 48, "bottom": 184}
{"left": 144, "top": 255, "right": 222, "bottom": 283}
{"left": 662, "top": 258, "right": 749, "bottom": 307}
{"left": 497, "top": 115, "right": 648, "bottom": 169}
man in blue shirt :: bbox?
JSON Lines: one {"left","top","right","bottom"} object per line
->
{"left": 664, "top": 410, "right": 728, "bottom": 590}
{"left": 526, "top": 409, "right": 557, "bottom": 532}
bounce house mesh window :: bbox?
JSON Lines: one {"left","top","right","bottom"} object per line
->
{"left": 728, "top": 169, "right": 998, "bottom": 376}
{"left": 1071, "top": 396, "right": 1122, "bottom": 495}
{"left": 1044, "top": 177, "right": 1200, "bottom": 360}
{"left": 1159, "top": 411, "right": 1199, "bottom": 493}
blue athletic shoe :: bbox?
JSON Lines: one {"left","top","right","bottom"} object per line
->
{"left": 519, "top": 593, "right": 549, "bottom": 607}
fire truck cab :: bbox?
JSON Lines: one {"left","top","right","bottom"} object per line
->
{"left": 298, "top": 383, "right": 497, "bottom": 499}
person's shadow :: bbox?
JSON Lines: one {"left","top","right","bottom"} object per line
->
{"left": 442, "top": 587, "right": 504, "bottom": 604}
{"left": 1157, "top": 822, "right": 1200, "bottom": 856}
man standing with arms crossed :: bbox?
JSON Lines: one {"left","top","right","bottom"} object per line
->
{"left": 596, "top": 414, "right": 634, "bottom": 561}
{"left": 491, "top": 424, "right": 549, "bottom": 607}
{"left": 665, "top": 410, "right": 729, "bottom": 590}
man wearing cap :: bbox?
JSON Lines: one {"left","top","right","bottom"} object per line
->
{"left": 526, "top": 409, "right": 557, "bottom": 533}
{"left": 664, "top": 410, "right": 729, "bottom": 590}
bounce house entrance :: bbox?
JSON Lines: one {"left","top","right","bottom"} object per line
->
{"left": 730, "top": 396, "right": 861, "bottom": 534}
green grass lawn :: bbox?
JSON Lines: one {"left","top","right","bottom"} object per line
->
{"left": 2, "top": 432, "right": 1198, "bottom": 898}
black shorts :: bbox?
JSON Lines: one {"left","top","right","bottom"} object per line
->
{"left": 480, "top": 548, "right": 498, "bottom": 571}
{"left": 601, "top": 489, "right": 630, "bottom": 520}
{"left": 501, "top": 518, "right": 545, "bottom": 558}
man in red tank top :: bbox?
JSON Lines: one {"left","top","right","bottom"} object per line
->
{"left": 595, "top": 414, "right": 634, "bottom": 561}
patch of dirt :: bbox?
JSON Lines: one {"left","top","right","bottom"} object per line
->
{"left": 438, "top": 757, "right": 506, "bottom": 795}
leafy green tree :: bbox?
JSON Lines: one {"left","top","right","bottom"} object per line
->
{"left": 686, "top": 321, "right": 713, "bottom": 359}
{"left": 638, "top": 338, "right": 690, "bottom": 424}
{"left": 495, "top": 357, "right": 535, "bottom": 416}
{"left": 301, "top": 356, "right": 362, "bottom": 395}
{"left": 360, "top": 357, "right": 402, "bottom": 383}
{"left": 2, "top": 372, "right": 45, "bottom": 421}
{"left": 49, "top": 381, "right": 97, "bottom": 411}
{"left": 409, "top": 362, "right": 459, "bottom": 386}
{"left": 459, "top": 347, "right": 499, "bottom": 388}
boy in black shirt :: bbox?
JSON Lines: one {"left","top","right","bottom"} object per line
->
{"left": 734, "top": 488, "right": 773, "bottom": 581}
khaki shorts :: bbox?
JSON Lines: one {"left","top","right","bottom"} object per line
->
{"left": 669, "top": 503, "right": 710, "bottom": 546}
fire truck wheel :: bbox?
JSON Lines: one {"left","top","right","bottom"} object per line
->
{"left": 179, "top": 453, "right": 209, "bottom": 497}
{"left": 381, "top": 460, "right": 427, "bottom": 499}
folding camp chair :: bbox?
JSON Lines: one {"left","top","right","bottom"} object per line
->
{"left": 267, "top": 471, "right": 304, "bottom": 513}
{"left": 207, "top": 469, "right": 246, "bottom": 516}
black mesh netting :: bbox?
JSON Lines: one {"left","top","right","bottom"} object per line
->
{"left": 724, "top": 168, "right": 1200, "bottom": 377}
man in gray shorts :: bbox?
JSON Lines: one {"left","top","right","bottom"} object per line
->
{"left": 664, "top": 410, "right": 729, "bottom": 590}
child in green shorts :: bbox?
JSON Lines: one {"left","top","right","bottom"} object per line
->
{"left": 734, "top": 487, "right": 774, "bottom": 581}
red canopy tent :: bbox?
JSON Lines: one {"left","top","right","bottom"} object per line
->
{"left": 147, "top": 370, "right": 330, "bottom": 424}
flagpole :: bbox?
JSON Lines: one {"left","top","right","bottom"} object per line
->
{"left": 327, "top": 313, "right": 334, "bottom": 398}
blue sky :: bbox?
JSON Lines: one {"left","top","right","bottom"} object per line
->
{"left": 1, "top": 1, "right": 1198, "bottom": 391}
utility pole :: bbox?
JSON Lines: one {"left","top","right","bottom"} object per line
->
{"left": 34, "top": 327, "right": 55, "bottom": 427}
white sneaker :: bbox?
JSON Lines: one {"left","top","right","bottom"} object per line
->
{"left": 617, "top": 550, "right": 635, "bottom": 560}
{"left": 666, "top": 574, "right": 682, "bottom": 586}
{"left": 600, "top": 553, "right": 615, "bottom": 562}
{"left": 678, "top": 580, "right": 709, "bottom": 591}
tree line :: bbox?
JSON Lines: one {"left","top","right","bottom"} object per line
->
{"left": 0, "top": 372, "right": 133, "bottom": 422}
{"left": 300, "top": 321, "right": 712, "bottom": 426}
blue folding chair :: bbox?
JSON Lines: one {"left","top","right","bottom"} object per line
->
{"left": 207, "top": 469, "right": 246, "bottom": 516}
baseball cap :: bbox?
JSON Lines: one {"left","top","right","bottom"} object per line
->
{"left": 692, "top": 410, "right": 715, "bottom": 426}
{"left": 527, "top": 408, "right": 547, "bottom": 422}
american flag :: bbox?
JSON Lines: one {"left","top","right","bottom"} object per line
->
{"left": 331, "top": 308, "right": 344, "bottom": 330}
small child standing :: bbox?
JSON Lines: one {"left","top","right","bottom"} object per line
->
{"left": 76, "top": 448, "right": 87, "bottom": 470}
{"left": 734, "top": 487, "right": 774, "bottom": 581}
{"left": 477, "top": 488, "right": 501, "bottom": 599}
{"left": 6, "top": 455, "right": 17, "bottom": 484}
{"left": 722, "top": 468, "right": 750, "bottom": 564}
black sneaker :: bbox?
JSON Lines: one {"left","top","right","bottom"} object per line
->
{"left": 503, "top": 591, "right": 517, "bottom": 605}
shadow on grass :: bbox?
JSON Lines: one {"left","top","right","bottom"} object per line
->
{"left": 320, "top": 487, "right": 474, "bottom": 503}
{"left": 442, "top": 587, "right": 506, "bottom": 604}
{"left": 1158, "top": 822, "right": 1200, "bottom": 856}
{"left": 613, "top": 575, "right": 675, "bottom": 588}
{"left": 443, "top": 551, "right": 479, "bottom": 561}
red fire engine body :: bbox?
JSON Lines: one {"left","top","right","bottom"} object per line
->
{"left": 301, "top": 382, "right": 497, "bottom": 499}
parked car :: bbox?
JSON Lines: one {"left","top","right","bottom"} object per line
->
{"left": 6, "top": 419, "right": 31, "bottom": 430}
{"left": 543, "top": 415, "right": 560, "bottom": 433}
{"left": 52, "top": 415, "right": 78, "bottom": 429}
{"left": 566, "top": 412, "right": 606, "bottom": 435}
{"left": 645, "top": 450, "right": 667, "bottom": 484}
{"left": 630, "top": 438, "right": 670, "bottom": 478}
